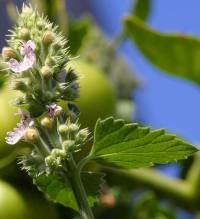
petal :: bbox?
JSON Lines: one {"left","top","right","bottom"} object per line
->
{"left": 20, "top": 53, "right": 36, "bottom": 71}
{"left": 20, "top": 40, "right": 36, "bottom": 56}
{"left": 7, "top": 58, "right": 21, "bottom": 73}
{"left": 47, "top": 103, "right": 62, "bottom": 117}
{"left": 5, "top": 122, "right": 26, "bottom": 145}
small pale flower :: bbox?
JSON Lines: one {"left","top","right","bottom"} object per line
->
{"left": 8, "top": 58, "right": 21, "bottom": 73}
{"left": 7, "top": 40, "right": 36, "bottom": 73}
{"left": 20, "top": 40, "right": 36, "bottom": 56}
{"left": 47, "top": 103, "right": 62, "bottom": 117}
{"left": 6, "top": 110, "right": 34, "bottom": 145}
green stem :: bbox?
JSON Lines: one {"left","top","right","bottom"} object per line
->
{"left": 104, "top": 166, "right": 195, "bottom": 210}
{"left": 186, "top": 152, "right": 200, "bottom": 203}
{"left": 67, "top": 155, "right": 95, "bottom": 219}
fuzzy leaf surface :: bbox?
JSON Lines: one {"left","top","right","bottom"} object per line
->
{"left": 89, "top": 117, "right": 197, "bottom": 168}
{"left": 124, "top": 16, "right": 200, "bottom": 85}
{"left": 34, "top": 172, "right": 104, "bottom": 211}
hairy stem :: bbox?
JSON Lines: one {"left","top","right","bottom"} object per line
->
{"left": 66, "top": 155, "right": 95, "bottom": 219}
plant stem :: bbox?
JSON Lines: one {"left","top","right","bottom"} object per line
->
{"left": 104, "top": 166, "right": 196, "bottom": 210}
{"left": 67, "top": 155, "right": 95, "bottom": 219}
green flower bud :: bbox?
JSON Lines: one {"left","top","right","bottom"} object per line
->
{"left": 76, "top": 129, "right": 89, "bottom": 142}
{"left": 41, "top": 66, "right": 52, "bottom": 78}
{"left": 41, "top": 117, "right": 54, "bottom": 129}
{"left": 2, "top": 47, "right": 17, "bottom": 60}
{"left": 18, "top": 28, "right": 30, "bottom": 40}
{"left": 11, "top": 79, "right": 30, "bottom": 92}
{"left": 52, "top": 41, "right": 62, "bottom": 51}
{"left": 58, "top": 124, "right": 69, "bottom": 134}
{"left": 44, "top": 91, "right": 54, "bottom": 101}
{"left": 43, "top": 31, "right": 55, "bottom": 45}
{"left": 37, "top": 20, "right": 44, "bottom": 30}
{"left": 68, "top": 123, "right": 79, "bottom": 133}
{"left": 45, "top": 57, "right": 56, "bottom": 67}
{"left": 51, "top": 148, "right": 66, "bottom": 158}
{"left": 24, "top": 128, "right": 39, "bottom": 143}
{"left": 62, "top": 140, "right": 75, "bottom": 152}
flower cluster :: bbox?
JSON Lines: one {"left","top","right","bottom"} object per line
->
{"left": 0, "top": 5, "right": 88, "bottom": 176}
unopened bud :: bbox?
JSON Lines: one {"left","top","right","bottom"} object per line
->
{"left": 52, "top": 42, "right": 62, "bottom": 51}
{"left": 45, "top": 57, "right": 56, "bottom": 67}
{"left": 41, "top": 117, "right": 54, "bottom": 129}
{"left": 2, "top": 47, "right": 16, "bottom": 60}
{"left": 76, "top": 129, "right": 89, "bottom": 142}
{"left": 62, "top": 140, "right": 75, "bottom": 152}
{"left": 51, "top": 148, "right": 66, "bottom": 157}
{"left": 68, "top": 123, "right": 79, "bottom": 133}
{"left": 11, "top": 79, "right": 29, "bottom": 91}
{"left": 43, "top": 31, "right": 55, "bottom": 45}
{"left": 58, "top": 124, "right": 69, "bottom": 134}
{"left": 41, "top": 66, "right": 52, "bottom": 78}
{"left": 24, "top": 128, "right": 39, "bottom": 142}
{"left": 18, "top": 28, "right": 30, "bottom": 40}
{"left": 44, "top": 91, "right": 54, "bottom": 101}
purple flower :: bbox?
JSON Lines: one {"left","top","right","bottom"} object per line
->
{"left": 8, "top": 58, "right": 21, "bottom": 73}
{"left": 6, "top": 110, "right": 34, "bottom": 145}
{"left": 7, "top": 40, "right": 36, "bottom": 73}
{"left": 20, "top": 40, "right": 36, "bottom": 56}
{"left": 47, "top": 103, "right": 62, "bottom": 117}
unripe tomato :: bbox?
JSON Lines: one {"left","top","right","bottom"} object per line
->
{"left": 65, "top": 60, "right": 116, "bottom": 130}
{"left": 0, "top": 180, "right": 28, "bottom": 219}
{"left": 0, "top": 85, "right": 19, "bottom": 159}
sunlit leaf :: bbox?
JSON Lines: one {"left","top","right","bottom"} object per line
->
{"left": 133, "top": 0, "right": 151, "bottom": 21}
{"left": 124, "top": 16, "right": 200, "bottom": 85}
{"left": 89, "top": 117, "right": 197, "bottom": 168}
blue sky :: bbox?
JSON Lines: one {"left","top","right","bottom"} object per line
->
{"left": 87, "top": 0, "right": 200, "bottom": 144}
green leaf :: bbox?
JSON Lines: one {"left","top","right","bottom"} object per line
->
{"left": 89, "top": 117, "right": 197, "bottom": 168}
{"left": 124, "top": 16, "right": 200, "bottom": 85}
{"left": 34, "top": 172, "right": 104, "bottom": 211}
{"left": 133, "top": 0, "right": 151, "bottom": 21}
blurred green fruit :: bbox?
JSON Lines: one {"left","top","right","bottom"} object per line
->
{"left": 0, "top": 180, "right": 28, "bottom": 219}
{"left": 0, "top": 84, "right": 31, "bottom": 165}
{"left": 25, "top": 194, "right": 59, "bottom": 219}
{"left": 66, "top": 60, "right": 116, "bottom": 130}
{"left": 0, "top": 85, "right": 19, "bottom": 159}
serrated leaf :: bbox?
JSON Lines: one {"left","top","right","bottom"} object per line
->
{"left": 124, "top": 16, "right": 200, "bottom": 85}
{"left": 34, "top": 171, "right": 104, "bottom": 211}
{"left": 89, "top": 117, "right": 197, "bottom": 168}
{"left": 133, "top": 0, "right": 151, "bottom": 21}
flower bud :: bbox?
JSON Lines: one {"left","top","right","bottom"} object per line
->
{"left": 62, "top": 140, "right": 75, "bottom": 152}
{"left": 41, "top": 66, "right": 52, "bottom": 78}
{"left": 18, "top": 28, "right": 30, "bottom": 40}
{"left": 42, "top": 31, "right": 55, "bottom": 45}
{"left": 68, "top": 123, "right": 79, "bottom": 133}
{"left": 11, "top": 79, "right": 29, "bottom": 91}
{"left": 2, "top": 47, "right": 16, "bottom": 60}
{"left": 45, "top": 57, "right": 56, "bottom": 67}
{"left": 76, "top": 129, "right": 89, "bottom": 142}
{"left": 52, "top": 42, "right": 62, "bottom": 51}
{"left": 51, "top": 148, "right": 66, "bottom": 158}
{"left": 58, "top": 124, "right": 69, "bottom": 134}
{"left": 24, "top": 127, "right": 39, "bottom": 142}
{"left": 41, "top": 117, "right": 54, "bottom": 129}
{"left": 44, "top": 91, "right": 54, "bottom": 101}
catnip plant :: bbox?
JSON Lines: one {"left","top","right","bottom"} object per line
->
{"left": 0, "top": 5, "right": 198, "bottom": 219}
